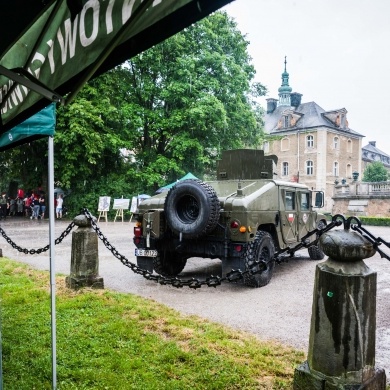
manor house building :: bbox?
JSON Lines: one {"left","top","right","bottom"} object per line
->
{"left": 264, "top": 59, "right": 364, "bottom": 212}
{"left": 362, "top": 141, "right": 390, "bottom": 173}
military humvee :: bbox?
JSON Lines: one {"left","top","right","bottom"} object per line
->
{"left": 133, "top": 149, "right": 326, "bottom": 287}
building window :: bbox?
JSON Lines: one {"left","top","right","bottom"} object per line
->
{"left": 347, "top": 139, "right": 352, "bottom": 153}
{"left": 282, "top": 162, "right": 289, "bottom": 176}
{"left": 334, "top": 137, "right": 339, "bottom": 149}
{"left": 281, "top": 137, "right": 290, "bottom": 151}
{"left": 346, "top": 164, "right": 352, "bottom": 178}
{"left": 306, "top": 160, "right": 313, "bottom": 175}
{"left": 283, "top": 115, "right": 289, "bottom": 128}
{"left": 333, "top": 161, "right": 339, "bottom": 176}
{"left": 307, "top": 135, "right": 314, "bottom": 148}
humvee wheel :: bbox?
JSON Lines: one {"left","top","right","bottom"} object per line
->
{"left": 243, "top": 231, "right": 275, "bottom": 288}
{"left": 164, "top": 179, "right": 220, "bottom": 239}
{"left": 136, "top": 256, "right": 154, "bottom": 273}
{"left": 308, "top": 220, "right": 326, "bottom": 260}
{"left": 153, "top": 251, "right": 187, "bottom": 277}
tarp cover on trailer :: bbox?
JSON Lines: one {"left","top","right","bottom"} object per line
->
{"left": 0, "top": 0, "right": 234, "bottom": 136}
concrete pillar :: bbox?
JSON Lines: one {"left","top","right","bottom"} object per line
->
{"left": 65, "top": 214, "right": 104, "bottom": 289}
{"left": 294, "top": 229, "right": 386, "bottom": 389}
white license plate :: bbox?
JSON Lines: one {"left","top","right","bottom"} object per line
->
{"left": 135, "top": 249, "right": 158, "bottom": 257}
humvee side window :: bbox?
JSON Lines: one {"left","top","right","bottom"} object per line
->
{"left": 300, "top": 193, "right": 310, "bottom": 211}
{"left": 285, "top": 191, "right": 295, "bottom": 211}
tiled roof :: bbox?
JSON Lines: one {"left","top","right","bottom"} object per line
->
{"left": 265, "top": 101, "right": 364, "bottom": 137}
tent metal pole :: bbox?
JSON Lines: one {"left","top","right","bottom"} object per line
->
{"left": 48, "top": 136, "right": 57, "bottom": 389}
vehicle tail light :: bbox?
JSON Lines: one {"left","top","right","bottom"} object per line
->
{"left": 134, "top": 237, "right": 141, "bottom": 245}
{"left": 239, "top": 226, "right": 247, "bottom": 233}
{"left": 134, "top": 226, "right": 142, "bottom": 237}
{"left": 234, "top": 245, "right": 242, "bottom": 252}
{"left": 230, "top": 220, "right": 239, "bottom": 229}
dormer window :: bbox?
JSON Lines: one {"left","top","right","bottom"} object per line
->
{"left": 283, "top": 115, "right": 289, "bottom": 128}
{"left": 340, "top": 114, "right": 346, "bottom": 128}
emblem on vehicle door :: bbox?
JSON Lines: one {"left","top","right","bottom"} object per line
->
{"left": 288, "top": 213, "right": 294, "bottom": 223}
{"left": 302, "top": 213, "right": 308, "bottom": 223}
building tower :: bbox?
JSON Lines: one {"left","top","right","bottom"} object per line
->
{"left": 277, "top": 56, "right": 292, "bottom": 106}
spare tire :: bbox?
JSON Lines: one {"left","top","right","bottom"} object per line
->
{"left": 164, "top": 179, "right": 220, "bottom": 239}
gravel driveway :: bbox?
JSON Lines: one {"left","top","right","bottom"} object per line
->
{"left": 1, "top": 217, "right": 389, "bottom": 383}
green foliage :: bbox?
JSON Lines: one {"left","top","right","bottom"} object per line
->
{"left": 362, "top": 161, "right": 389, "bottom": 182}
{"left": 0, "top": 11, "right": 266, "bottom": 214}
{"left": 359, "top": 216, "right": 390, "bottom": 226}
{"left": 0, "top": 259, "right": 303, "bottom": 389}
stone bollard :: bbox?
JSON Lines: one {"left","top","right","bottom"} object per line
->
{"left": 65, "top": 214, "right": 104, "bottom": 289}
{"left": 293, "top": 229, "right": 387, "bottom": 389}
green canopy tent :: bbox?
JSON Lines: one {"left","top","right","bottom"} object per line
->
{"left": 0, "top": 0, "right": 234, "bottom": 138}
{"left": 0, "top": 103, "right": 56, "bottom": 150}
{"left": 156, "top": 172, "right": 199, "bottom": 193}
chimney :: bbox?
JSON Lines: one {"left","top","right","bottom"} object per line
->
{"left": 266, "top": 98, "right": 278, "bottom": 114}
{"left": 290, "top": 92, "right": 302, "bottom": 108}
{"left": 369, "top": 141, "right": 376, "bottom": 147}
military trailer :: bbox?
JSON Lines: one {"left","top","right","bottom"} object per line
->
{"left": 133, "top": 149, "right": 326, "bottom": 287}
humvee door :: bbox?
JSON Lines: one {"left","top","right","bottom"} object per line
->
{"left": 297, "top": 191, "right": 313, "bottom": 239}
{"left": 280, "top": 189, "right": 299, "bottom": 244}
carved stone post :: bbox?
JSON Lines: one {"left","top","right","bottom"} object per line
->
{"left": 65, "top": 214, "right": 104, "bottom": 289}
{"left": 293, "top": 229, "right": 386, "bottom": 389}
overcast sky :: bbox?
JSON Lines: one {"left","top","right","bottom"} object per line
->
{"left": 222, "top": 0, "right": 390, "bottom": 154}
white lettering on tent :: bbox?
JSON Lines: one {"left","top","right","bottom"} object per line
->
{"left": 57, "top": 15, "right": 79, "bottom": 64}
{"left": 105, "top": 0, "right": 116, "bottom": 34}
{"left": 10, "top": 84, "right": 25, "bottom": 107}
{"left": 46, "top": 40, "right": 56, "bottom": 74}
{"left": 30, "top": 52, "right": 46, "bottom": 79}
{"left": 122, "top": 0, "right": 136, "bottom": 24}
{"left": 0, "top": 84, "right": 8, "bottom": 114}
{"left": 80, "top": 0, "right": 100, "bottom": 47}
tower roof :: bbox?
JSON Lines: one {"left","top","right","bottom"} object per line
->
{"left": 278, "top": 56, "right": 292, "bottom": 105}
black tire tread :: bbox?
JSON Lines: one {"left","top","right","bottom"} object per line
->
{"left": 153, "top": 252, "right": 187, "bottom": 277}
{"left": 164, "top": 179, "right": 220, "bottom": 239}
{"left": 243, "top": 230, "right": 275, "bottom": 288}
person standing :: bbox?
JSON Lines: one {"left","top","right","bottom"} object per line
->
{"left": 24, "top": 195, "right": 32, "bottom": 217}
{"left": 0, "top": 193, "right": 9, "bottom": 219}
{"left": 16, "top": 197, "right": 23, "bottom": 216}
{"left": 9, "top": 197, "right": 16, "bottom": 216}
{"left": 39, "top": 193, "right": 46, "bottom": 219}
{"left": 56, "top": 194, "right": 64, "bottom": 219}
{"left": 31, "top": 195, "right": 40, "bottom": 220}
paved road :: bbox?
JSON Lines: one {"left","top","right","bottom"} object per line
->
{"left": 1, "top": 216, "right": 389, "bottom": 383}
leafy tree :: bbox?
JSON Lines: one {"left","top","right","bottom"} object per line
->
{"left": 362, "top": 161, "right": 389, "bottom": 182}
{"left": 110, "top": 11, "right": 266, "bottom": 186}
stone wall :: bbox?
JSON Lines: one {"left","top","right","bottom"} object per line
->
{"left": 332, "top": 181, "right": 390, "bottom": 217}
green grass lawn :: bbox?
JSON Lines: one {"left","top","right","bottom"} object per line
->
{"left": 0, "top": 258, "right": 346, "bottom": 389}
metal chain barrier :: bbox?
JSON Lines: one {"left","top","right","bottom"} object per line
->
{"left": 82, "top": 208, "right": 279, "bottom": 289}
{"left": 1, "top": 211, "right": 388, "bottom": 288}
{"left": 82, "top": 208, "right": 390, "bottom": 289}
{"left": 273, "top": 216, "right": 343, "bottom": 262}
{"left": 0, "top": 221, "right": 75, "bottom": 254}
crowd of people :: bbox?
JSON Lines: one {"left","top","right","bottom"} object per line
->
{"left": 0, "top": 190, "right": 65, "bottom": 220}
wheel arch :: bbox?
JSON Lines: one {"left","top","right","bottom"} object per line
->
{"left": 257, "top": 223, "right": 280, "bottom": 250}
